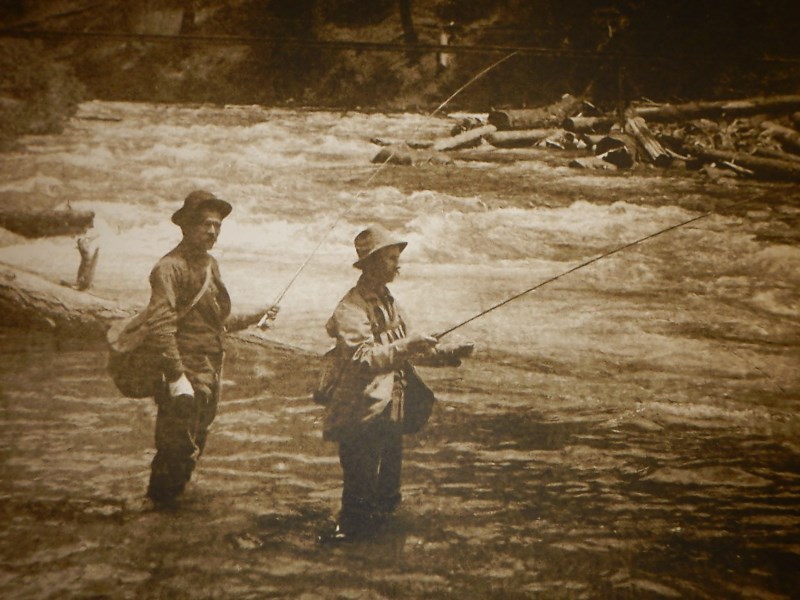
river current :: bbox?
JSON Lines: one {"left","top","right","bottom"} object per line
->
{"left": 0, "top": 101, "right": 798, "bottom": 599}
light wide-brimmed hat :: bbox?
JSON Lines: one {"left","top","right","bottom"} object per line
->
{"left": 353, "top": 224, "right": 407, "bottom": 268}
{"left": 171, "top": 190, "right": 232, "bottom": 226}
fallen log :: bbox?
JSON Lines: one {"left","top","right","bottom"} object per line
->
{"left": 633, "top": 95, "right": 800, "bottom": 123}
{"left": 449, "top": 114, "right": 487, "bottom": 135}
{"left": 371, "top": 144, "right": 453, "bottom": 166}
{"left": 760, "top": 121, "right": 800, "bottom": 155}
{"left": 0, "top": 262, "right": 313, "bottom": 363}
{"left": 433, "top": 124, "right": 496, "bottom": 151}
{"left": 0, "top": 262, "right": 128, "bottom": 340}
{"left": 485, "top": 128, "right": 556, "bottom": 148}
{"left": 450, "top": 148, "right": 551, "bottom": 163}
{"left": 488, "top": 94, "right": 584, "bottom": 130}
{"left": 563, "top": 115, "right": 617, "bottom": 134}
{"left": 752, "top": 147, "right": 800, "bottom": 163}
{"left": 370, "top": 137, "right": 434, "bottom": 150}
{"left": 693, "top": 146, "right": 800, "bottom": 182}
{"left": 0, "top": 209, "right": 94, "bottom": 238}
{"left": 624, "top": 116, "right": 671, "bottom": 167}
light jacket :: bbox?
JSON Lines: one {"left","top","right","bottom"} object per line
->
{"left": 322, "top": 275, "right": 430, "bottom": 441}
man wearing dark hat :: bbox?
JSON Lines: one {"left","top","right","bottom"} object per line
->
{"left": 319, "top": 224, "right": 473, "bottom": 541}
{"left": 144, "top": 189, "right": 277, "bottom": 506}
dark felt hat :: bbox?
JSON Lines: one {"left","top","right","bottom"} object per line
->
{"left": 353, "top": 224, "right": 407, "bottom": 268}
{"left": 171, "top": 190, "right": 232, "bottom": 226}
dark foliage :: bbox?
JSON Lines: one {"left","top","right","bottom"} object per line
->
{"left": 0, "top": 40, "right": 84, "bottom": 148}
{"left": 1, "top": 0, "right": 798, "bottom": 110}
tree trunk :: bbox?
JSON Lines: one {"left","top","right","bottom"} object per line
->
{"left": 563, "top": 115, "right": 618, "bottom": 134}
{"left": 752, "top": 147, "right": 800, "bottom": 163}
{"left": 760, "top": 120, "right": 800, "bottom": 155}
{"left": 624, "top": 116, "right": 671, "bottom": 166}
{"left": 0, "top": 263, "right": 129, "bottom": 341}
{"left": 633, "top": 95, "right": 800, "bottom": 123}
{"left": 0, "top": 262, "right": 314, "bottom": 364}
{"left": 451, "top": 148, "right": 549, "bottom": 163}
{"left": 488, "top": 94, "right": 584, "bottom": 130}
{"left": 433, "top": 124, "right": 496, "bottom": 151}
{"left": 693, "top": 146, "right": 800, "bottom": 181}
{"left": 0, "top": 209, "right": 94, "bottom": 238}
{"left": 485, "top": 129, "right": 556, "bottom": 148}
{"left": 372, "top": 144, "right": 453, "bottom": 166}
{"left": 398, "top": 0, "right": 419, "bottom": 65}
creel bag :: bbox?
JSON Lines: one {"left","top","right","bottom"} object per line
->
{"left": 106, "top": 264, "right": 212, "bottom": 398}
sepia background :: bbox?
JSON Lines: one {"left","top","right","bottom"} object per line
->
{"left": 1, "top": 2, "right": 799, "bottom": 598}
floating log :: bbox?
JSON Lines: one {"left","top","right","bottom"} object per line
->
{"left": 0, "top": 262, "right": 128, "bottom": 340}
{"left": 760, "top": 121, "right": 800, "bottom": 155}
{"left": 624, "top": 116, "right": 671, "bottom": 167}
{"left": 0, "top": 209, "right": 94, "bottom": 238}
{"left": 433, "top": 124, "right": 496, "bottom": 151}
{"left": 485, "top": 129, "right": 555, "bottom": 148}
{"left": 488, "top": 94, "right": 584, "bottom": 130}
{"left": 370, "top": 137, "right": 434, "bottom": 149}
{"left": 0, "top": 262, "right": 312, "bottom": 365}
{"left": 371, "top": 144, "right": 453, "bottom": 166}
{"left": 633, "top": 95, "right": 800, "bottom": 123}
{"left": 449, "top": 115, "right": 487, "bottom": 135}
{"left": 693, "top": 146, "right": 800, "bottom": 181}
{"left": 752, "top": 147, "right": 800, "bottom": 163}
{"left": 563, "top": 115, "right": 617, "bottom": 134}
{"left": 450, "top": 148, "right": 551, "bottom": 163}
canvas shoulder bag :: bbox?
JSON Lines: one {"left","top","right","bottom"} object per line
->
{"left": 107, "top": 264, "right": 213, "bottom": 398}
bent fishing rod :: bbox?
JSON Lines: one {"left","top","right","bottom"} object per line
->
{"left": 256, "top": 51, "right": 520, "bottom": 328}
{"left": 434, "top": 193, "right": 768, "bottom": 340}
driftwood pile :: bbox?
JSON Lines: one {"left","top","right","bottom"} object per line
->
{"left": 372, "top": 93, "right": 800, "bottom": 182}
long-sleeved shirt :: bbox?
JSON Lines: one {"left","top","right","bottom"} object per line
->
{"left": 322, "top": 275, "right": 422, "bottom": 440}
{"left": 145, "top": 241, "right": 231, "bottom": 381}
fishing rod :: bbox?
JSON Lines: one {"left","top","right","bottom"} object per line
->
{"left": 434, "top": 193, "right": 768, "bottom": 340}
{"left": 256, "top": 50, "right": 520, "bottom": 328}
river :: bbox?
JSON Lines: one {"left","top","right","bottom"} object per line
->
{"left": 0, "top": 101, "right": 798, "bottom": 599}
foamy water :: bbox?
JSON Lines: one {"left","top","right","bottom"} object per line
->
{"left": 1, "top": 102, "right": 798, "bottom": 356}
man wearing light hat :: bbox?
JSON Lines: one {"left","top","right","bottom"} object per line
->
{"left": 319, "top": 224, "right": 472, "bottom": 541}
{"left": 144, "top": 190, "right": 278, "bottom": 507}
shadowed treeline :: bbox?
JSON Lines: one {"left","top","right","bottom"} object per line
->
{"left": 1, "top": 0, "right": 799, "bottom": 114}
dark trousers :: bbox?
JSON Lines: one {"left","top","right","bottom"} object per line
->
{"left": 338, "top": 415, "right": 403, "bottom": 533}
{"left": 148, "top": 356, "right": 220, "bottom": 502}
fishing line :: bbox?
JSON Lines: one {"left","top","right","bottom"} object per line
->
{"left": 256, "top": 50, "right": 519, "bottom": 327}
{"left": 434, "top": 193, "right": 769, "bottom": 339}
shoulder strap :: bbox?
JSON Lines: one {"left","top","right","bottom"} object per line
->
{"left": 177, "top": 263, "right": 213, "bottom": 320}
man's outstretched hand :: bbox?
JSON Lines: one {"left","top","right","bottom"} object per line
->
{"left": 257, "top": 305, "right": 280, "bottom": 329}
